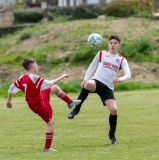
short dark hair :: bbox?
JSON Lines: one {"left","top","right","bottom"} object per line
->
{"left": 108, "top": 34, "right": 121, "bottom": 43}
{"left": 22, "top": 58, "right": 35, "bottom": 70}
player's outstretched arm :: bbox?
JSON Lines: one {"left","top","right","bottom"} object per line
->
{"left": 6, "top": 93, "right": 12, "bottom": 108}
{"left": 53, "top": 74, "right": 68, "bottom": 85}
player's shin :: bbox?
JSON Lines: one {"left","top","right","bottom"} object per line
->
{"left": 74, "top": 87, "right": 89, "bottom": 112}
{"left": 109, "top": 114, "right": 117, "bottom": 138}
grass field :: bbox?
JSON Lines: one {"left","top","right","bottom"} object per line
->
{"left": 1, "top": 90, "right": 159, "bottom": 160}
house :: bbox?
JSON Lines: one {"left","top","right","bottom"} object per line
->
{"left": 58, "top": 0, "right": 112, "bottom": 7}
{"left": 0, "top": 0, "right": 15, "bottom": 26}
{"left": 26, "top": 0, "right": 113, "bottom": 8}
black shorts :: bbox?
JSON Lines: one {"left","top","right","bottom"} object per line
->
{"left": 92, "top": 79, "right": 115, "bottom": 106}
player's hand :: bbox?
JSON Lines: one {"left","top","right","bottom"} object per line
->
{"left": 6, "top": 101, "right": 12, "bottom": 108}
{"left": 61, "top": 74, "right": 68, "bottom": 79}
{"left": 81, "top": 80, "right": 86, "bottom": 87}
{"left": 113, "top": 77, "right": 121, "bottom": 84}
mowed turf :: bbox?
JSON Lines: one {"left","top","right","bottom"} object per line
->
{"left": 0, "top": 90, "right": 159, "bottom": 160}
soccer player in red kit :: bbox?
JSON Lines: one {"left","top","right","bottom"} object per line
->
{"left": 6, "top": 58, "right": 81, "bottom": 151}
{"left": 68, "top": 34, "right": 131, "bottom": 144}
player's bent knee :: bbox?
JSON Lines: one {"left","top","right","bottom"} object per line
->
{"left": 84, "top": 84, "right": 90, "bottom": 90}
{"left": 85, "top": 81, "right": 94, "bottom": 90}
{"left": 110, "top": 107, "right": 117, "bottom": 115}
{"left": 51, "top": 85, "right": 58, "bottom": 90}
{"left": 51, "top": 85, "right": 61, "bottom": 94}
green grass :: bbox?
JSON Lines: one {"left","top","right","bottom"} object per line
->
{"left": 1, "top": 90, "right": 159, "bottom": 159}
{"left": 1, "top": 18, "right": 159, "bottom": 67}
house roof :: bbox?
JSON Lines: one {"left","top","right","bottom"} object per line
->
{"left": 0, "top": 0, "right": 15, "bottom": 12}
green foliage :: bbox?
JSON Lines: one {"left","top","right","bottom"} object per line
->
{"left": 0, "top": 81, "right": 23, "bottom": 97}
{"left": 103, "top": 1, "right": 152, "bottom": 18}
{"left": 1, "top": 17, "right": 159, "bottom": 90}
{"left": 48, "top": 5, "right": 103, "bottom": 20}
{"left": 119, "top": 38, "right": 153, "bottom": 61}
{"left": 17, "top": 28, "right": 32, "bottom": 42}
{"left": 57, "top": 81, "right": 81, "bottom": 93}
{"left": 48, "top": 57, "right": 65, "bottom": 67}
{"left": 48, "top": 6, "right": 74, "bottom": 20}
{"left": 31, "top": 45, "right": 58, "bottom": 65}
{"left": 36, "top": 52, "right": 47, "bottom": 64}
{"left": 0, "top": 43, "right": 12, "bottom": 54}
{"left": 0, "top": 53, "right": 27, "bottom": 67}
{"left": 2, "top": 80, "right": 159, "bottom": 98}
{"left": 70, "top": 44, "right": 101, "bottom": 63}
{"left": 103, "top": 1, "right": 135, "bottom": 17}
{"left": 0, "top": 81, "right": 10, "bottom": 97}
{"left": 71, "top": 4, "right": 103, "bottom": 20}
{"left": 14, "top": 5, "right": 103, "bottom": 22}
{"left": 14, "top": 8, "right": 43, "bottom": 24}
{"left": 131, "top": 11, "right": 152, "bottom": 18}
{"left": 70, "top": 38, "right": 153, "bottom": 63}
{"left": 53, "top": 16, "right": 69, "bottom": 23}
{"left": 115, "top": 82, "right": 159, "bottom": 91}
{"left": 0, "top": 81, "right": 81, "bottom": 98}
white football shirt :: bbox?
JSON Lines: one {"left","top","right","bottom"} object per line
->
{"left": 84, "top": 50, "right": 131, "bottom": 90}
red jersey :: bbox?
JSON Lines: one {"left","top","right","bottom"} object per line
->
{"left": 14, "top": 74, "right": 44, "bottom": 104}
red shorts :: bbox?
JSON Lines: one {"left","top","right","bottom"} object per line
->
{"left": 28, "top": 88, "right": 53, "bottom": 123}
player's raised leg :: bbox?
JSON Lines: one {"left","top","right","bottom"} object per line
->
{"left": 50, "top": 85, "right": 81, "bottom": 109}
{"left": 68, "top": 80, "right": 96, "bottom": 119}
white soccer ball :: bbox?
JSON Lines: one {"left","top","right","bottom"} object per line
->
{"left": 87, "top": 33, "right": 103, "bottom": 48}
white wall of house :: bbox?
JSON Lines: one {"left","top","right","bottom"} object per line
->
{"left": 58, "top": 0, "right": 112, "bottom": 7}
{"left": 86, "top": 0, "right": 112, "bottom": 5}
{"left": 86, "top": 0, "right": 103, "bottom": 5}
{"left": 107, "top": 0, "right": 111, "bottom": 3}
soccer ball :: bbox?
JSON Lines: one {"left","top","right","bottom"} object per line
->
{"left": 87, "top": 33, "right": 103, "bottom": 48}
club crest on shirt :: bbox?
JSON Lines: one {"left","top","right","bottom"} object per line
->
{"left": 115, "top": 59, "right": 120, "bottom": 63}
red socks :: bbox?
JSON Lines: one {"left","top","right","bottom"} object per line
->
{"left": 45, "top": 132, "right": 54, "bottom": 149}
{"left": 58, "top": 91, "right": 72, "bottom": 104}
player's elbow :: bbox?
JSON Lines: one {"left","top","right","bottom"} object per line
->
{"left": 128, "top": 73, "right": 131, "bottom": 79}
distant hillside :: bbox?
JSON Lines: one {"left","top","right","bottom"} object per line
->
{"left": 0, "top": 17, "right": 159, "bottom": 85}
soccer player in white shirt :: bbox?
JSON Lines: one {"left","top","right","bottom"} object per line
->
{"left": 68, "top": 34, "right": 131, "bottom": 144}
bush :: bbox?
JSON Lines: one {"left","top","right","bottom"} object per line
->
{"left": 48, "top": 6, "right": 74, "bottom": 20}
{"left": 103, "top": 1, "right": 135, "bottom": 17}
{"left": 131, "top": 11, "right": 151, "bottom": 18}
{"left": 14, "top": 8, "right": 43, "bottom": 24}
{"left": 71, "top": 4, "right": 103, "bottom": 20}
{"left": 119, "top": 38, "right": 153, "bottom": 61}
{"left": 115, "top": 82, "right": 159, "bottom": 91}
{"left": 103, "top": 1, "right": 151, "bottom": 18}
{"left": 49, "top": 5, "right": 103, "bottom": 20}
{"left": 58, "top": 81, "right": 81, "bottom": 93}
{"left": 14, "top": 5, "right": 103, "bottom": 24}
